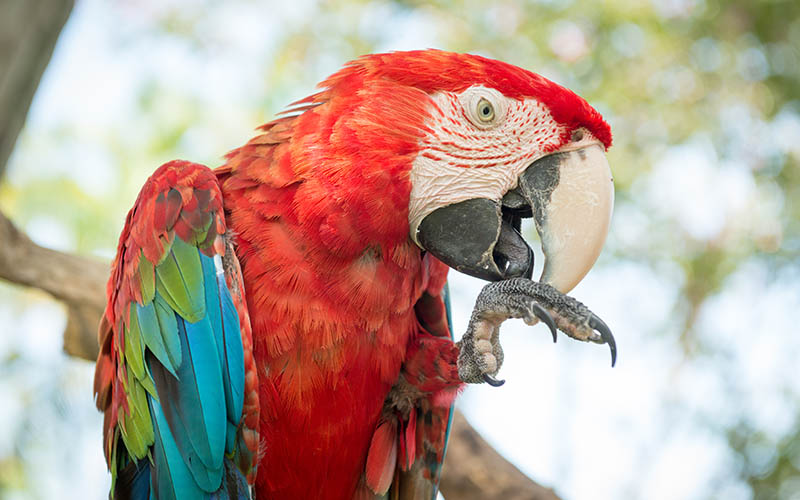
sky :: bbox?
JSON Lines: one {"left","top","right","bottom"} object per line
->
{"left": 2, "top": 1, "right": 799, "bottom": 499}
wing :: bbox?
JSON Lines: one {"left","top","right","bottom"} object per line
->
{"left": 358, "top": 255, "right": 458, "bottom": 500}
{"left": 93, "top": 160, "right": 260, "bottom": 499}
{"left": 398, "top": 278, "right": 456, "bottom": 500}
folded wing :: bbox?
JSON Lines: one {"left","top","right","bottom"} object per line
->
{"left": 94, "top": 160, "right": 259, "bottom": 499}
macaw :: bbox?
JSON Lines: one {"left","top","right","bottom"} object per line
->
{"left": 94, "top": 49, "right": 616, "bottom": 500}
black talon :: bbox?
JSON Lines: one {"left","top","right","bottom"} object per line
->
{"left": 483, "top": 374, "right": 506, "bottom": 387}
{"left": 589, "top": 314, "right": 617, "bottom": 367}
{"left": 531, "top": 303, "right": 557, "bottom": 343}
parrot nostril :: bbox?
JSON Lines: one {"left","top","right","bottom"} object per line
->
{"left": 572, "top": 129, "right": 584, "bottom": 142}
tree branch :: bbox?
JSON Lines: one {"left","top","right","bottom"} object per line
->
{"left": 0, "top": 210, "right": 105, "bottom": 360}
{"left": 442, "top": 411, "right": 562, "bottom": 500}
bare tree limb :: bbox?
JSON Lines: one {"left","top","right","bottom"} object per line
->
{"left": 0, "top": 0, "right": 74, "bottom": 178}
{"left": 441, "top": 412, "right": 562, "bottom": 500}
{"left": 0, "top": 210, "right": 107, "bottom": 310}
{"left": 0, "top": 210, "right": 106, "bottom": 359}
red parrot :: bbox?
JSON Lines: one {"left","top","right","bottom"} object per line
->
{"left": 94, "top": 49, "right": 615, "bottom": 500}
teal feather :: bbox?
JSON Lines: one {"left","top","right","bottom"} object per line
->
{"left": 200, "top": 254, "right": 245, "bottom": 443}
{"left": 200, "top": 254, "right": 219, "bottom": 329}
{"left": 225, "top": 422, "right": 237, "bottom": 455}
{"left": 433, "top": 282, "right": 454, "bottom": 500}
{"left": 218, "top": 272, "right": 245, "bottom": 424}
{"left": 149, "top": 395, "right": 205, "bottom": 500}
{"left": 442, "top": 282, "right": 453, "bottom": 341}
{"left": 149, "top": 315, "right": 225, "bottom": 491}
{"left": 183, "top": 317, "right": 227, "bottom": 471}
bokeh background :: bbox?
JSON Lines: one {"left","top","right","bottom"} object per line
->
{"left": 2, "top": 0, "right": 799, "bottom": 498}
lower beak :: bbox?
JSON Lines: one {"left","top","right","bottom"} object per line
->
{"left": 416, "top": 144, "right": 614, "bottom": 292}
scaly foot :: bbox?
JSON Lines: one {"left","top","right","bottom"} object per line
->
{"left": 456, "top": 278, "right": 616, "bottom": 386}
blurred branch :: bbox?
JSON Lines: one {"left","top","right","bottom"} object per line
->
{"left": 0, "top": 208, "right": 562, "bottom": 499}
{"left": 0, "top": 209, "right": 106, "bottom": 359}
{"left": 441, "top": 411, "right": 563, "bottom": 500}
{"left": 0, "top": 0, "right": 74, "bottom": 178}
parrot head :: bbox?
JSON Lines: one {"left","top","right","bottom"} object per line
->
{"left": 299, "top": 50, "right": 613, "bottom": 293}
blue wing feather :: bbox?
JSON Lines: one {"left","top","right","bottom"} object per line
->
{"left": 201, "top": 255, "right": 245, "bottom": 428}
{"left": 183, "top": 317, "right": 227, "bottom": 468}
{"left": 149, "top": 394, "right": 206, "bottom": 500}
{"left": 148, "top": 317, "right": 226, "bottom": 491}
{"left": 218, "top": 272, "right": 245, "bottom": 424}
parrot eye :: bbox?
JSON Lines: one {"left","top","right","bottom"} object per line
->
{"left": 476, "top": 98, "right": 495, "bottom": 123}
{"left": 461, "top": 87, "right": 506, "bottom": 129}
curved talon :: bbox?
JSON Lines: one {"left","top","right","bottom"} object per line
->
{"left": 483, "top": 374, "right": 506, "bottom": 387}
{"left": 531, "top": 303, "right": 557, "bottom": 343}
{"left": 588, "top": 314, "right": 617, "bottom": 367}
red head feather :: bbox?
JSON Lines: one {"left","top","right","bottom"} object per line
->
{"left": 315, "top": 49, "right": 612, "bottom": 149}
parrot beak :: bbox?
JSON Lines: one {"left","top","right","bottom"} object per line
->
{"left": 416, "top": 198, "right": 534, "bottom": 281}
{"left": 416, "top": 143, "right": 613, "bottom": 291}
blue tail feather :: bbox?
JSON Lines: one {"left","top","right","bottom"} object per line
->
{"left": 218, "top": 272, "right": 244, "bottom": 423}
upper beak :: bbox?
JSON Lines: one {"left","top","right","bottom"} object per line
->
{"left": 416, "top": 143, "right": 614, "bottom": 293}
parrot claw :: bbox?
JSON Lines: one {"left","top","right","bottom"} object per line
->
{"left": 589, "top": 313, "right": 616, "bottom": 367}
{"left": 457, "top": 278, "right": 617, "bottom": 385}
{"left": 528, "top": 302, "right": 557, "bottom": 343}
{"left": 483, "top": 374, "right": 506, "bottom": 387}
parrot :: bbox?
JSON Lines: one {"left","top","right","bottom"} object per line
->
{"left": 93, "top": 49, "right": 616, "bottom": 500}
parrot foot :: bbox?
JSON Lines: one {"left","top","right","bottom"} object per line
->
{"left": 456, "top": 278, "right": 616, "bottom": 385}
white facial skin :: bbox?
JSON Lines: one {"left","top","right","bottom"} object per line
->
{"left": 408, "top": 86, "right": 567, "bottom": 242}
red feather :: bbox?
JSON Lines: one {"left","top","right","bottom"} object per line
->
{"left": 365, "top": 419, "right": 398, "bottom": 494}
